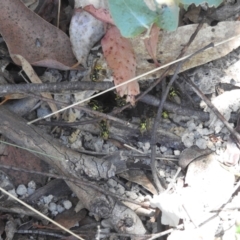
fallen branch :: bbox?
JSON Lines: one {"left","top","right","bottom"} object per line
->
{"left": 0, "top": 106, "right": 147, "bottom": 234}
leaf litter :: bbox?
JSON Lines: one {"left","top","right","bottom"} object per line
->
{"left": 1, "top": 0, "right": 240, "bottom": 239}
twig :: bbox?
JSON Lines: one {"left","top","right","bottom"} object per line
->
{"left": 184, "top": 76, "right": 240, "bottom": 146}
{"left": 152, "top": 43, "right": 213, "bottom": 193}
{"left": 150, "top": 23, "right": 205, "bottom": 193}
{"left": 0, "top": 81, "right": 113, "bottom": 95}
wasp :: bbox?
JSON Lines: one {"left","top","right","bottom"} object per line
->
{"left": 115, "top": 94, "right": 126, "bottom": 107}
{"left": 169, "top": 87, "right": 181, "bottom": 104}
{"left": 162, "top": 110, "right": 169, "bottom": 119}
{"left": 88, "top": 100, "right": 103, "bottom": 112}
{"left": 90, "top": 63, "right": 107, "bottom": 82}
{"left": 139, "top": 118, "right": 150, "bottom": 135}
{"left": 99, "top": 120, "right": 109, "bottom": 140}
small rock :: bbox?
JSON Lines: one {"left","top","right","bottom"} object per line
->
{"left": 142, "top": 142, "right": 150, "bottom": 152}
{"left": 202, "top": 128, "right": 212, "bottom": 135}
{"left": 62, "top": 200, "right": 72, "bottom": 210}
{"left": 107, "top": 179, "right": 117, "bottom": 188}
{"left": 57, "top": 204, "right": 65, "bottom": 213}
{"left": 116, "top": 184, "right": 125, "bottom": 195}
{"left": 193, "top": 130, "right": 201, "bottom": 139}
{"left": 174, "top": 150, "right": 180, "bottom": 155}
{"left": 182, "top": 132, "right": 194, "bottom": 148}
{"left": 159, "top": 169, "right": 165, "bottom": 177}
{"left": 43, "top": 195, "right": 53, "bottom": 205}
{"left": 16, "top": 184, "right": 27, "bottom": 196}
{"left": 93, "top": 138, "right": 104, "bottom": 152}
{"left": 160, "top": 146, "right": 167, "bottom": 153}
{"left": 187, "top": 121, "right": 196, "bottom": 131}
{"left": 49, "top": 202, "right": 57, "bottom": 212}
{"left": 27, "top": 181, "right": 36, "bottom": 189}
{"left": 195, "top": 138, "right": 207, "bottom": 149}
{"left": 125, "top": 191, "right": 138, "bottom": 199}
{"left": 108, "top": 187, "right": 116, "bottom": 193}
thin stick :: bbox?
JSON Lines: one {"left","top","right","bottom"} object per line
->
{"left": 27, "top": 34, "right": 240, "bottom": 125}
{"left": 152, "top": 44, "right": 213, "bottom": 193}
{"left": 150, "top": 23, "right": 206, "bottom": 193}
{"left": 0, "top": 187, "right": 85, "bottom": 240}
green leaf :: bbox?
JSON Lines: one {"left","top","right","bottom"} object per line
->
{"left": 108, "top": 0, "right": 158, "bottom": 37}
{"left": 108, "top": 0, "right": 223, "bottom": 38}
{"left": 155, "top": 1, "right": 180, "bottom": 31}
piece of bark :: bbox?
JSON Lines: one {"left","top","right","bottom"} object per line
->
{"left": 0, "top": 106, "right": 146, "bottom": 234}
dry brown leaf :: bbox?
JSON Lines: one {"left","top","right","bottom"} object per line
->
{"left": 0, "top": 0, "right": 78, "bottom": 70}
{"left": 131, "top": 22, "right": 240, "bottom": 79}
{"left": 69, "top": 9, "right": 105, "bottom": 67}
{"left": 83, "top": 4, "right": 115, "bottom": 25}
{"left": 143, "top": 23, "right": 160, "bottom": 67}
{"left": 119, "top": 169, "right": 157, "bottom": 195}
{"left": 0, "top": 145, "right": 49, "bottom": 186}
{"left": 101, "top": 26, "right": 140, "bottom": 104}
{"left": 52, "top": 209, "right": 87, "bottom": 230}
{"left": 12, "top": 54, "right": 59, "bottom": 118}
{"left": 69, "top": 0, "right": 107, "bottom": 67}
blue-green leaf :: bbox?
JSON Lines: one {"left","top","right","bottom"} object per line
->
{"left": 155, "top": 1, "right": 180, "bottom": 31}
{"left": 108, "top": 0, "right": 223, "bottom": 38}
{"left": 108, "top": 0, "right": 158, "bottom": 37}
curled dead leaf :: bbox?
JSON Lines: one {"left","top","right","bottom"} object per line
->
{"left": 69, "top": 9, "right": 105, "bottom": 67}
{"left": 101, "top": 26, "right": 140, "bottom": 105}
